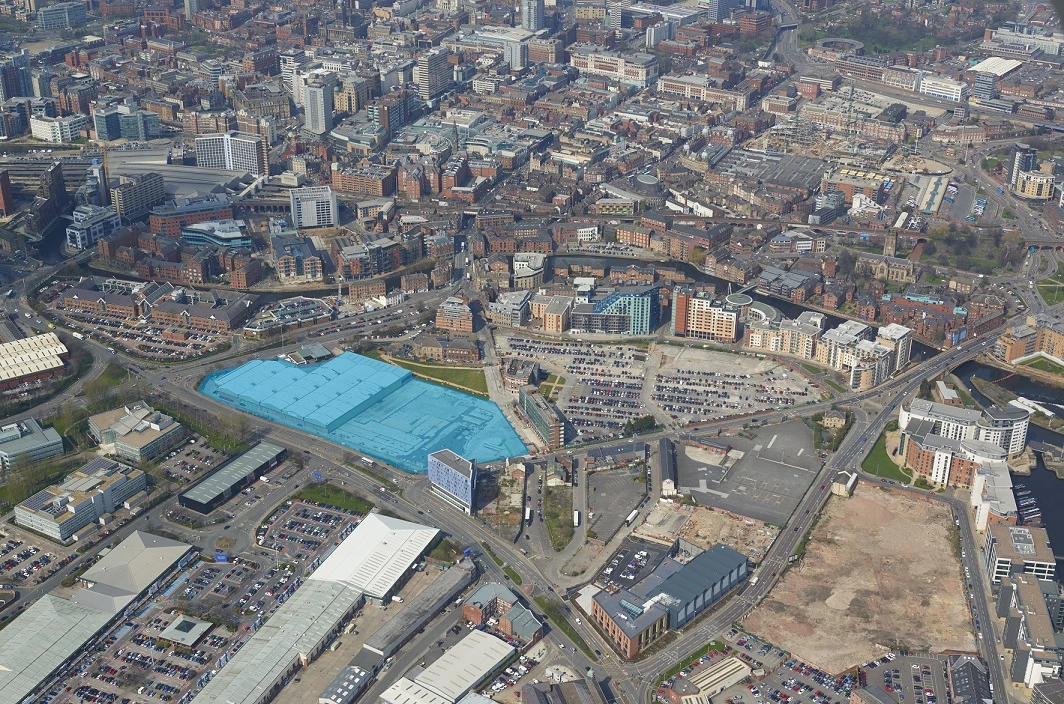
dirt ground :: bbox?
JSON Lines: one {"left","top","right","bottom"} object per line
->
{"left": 636, "top": 502, "right": 779, "bottom": 562}
{"left": 744, "top": 488, "right": 971, "bottom": 674}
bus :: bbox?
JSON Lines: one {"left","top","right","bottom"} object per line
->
{"left": 525, "top": 507, "right": 532, "bottom": 525}
{"left": 573, "top": 511, "right": 580, "bottom": 527}
{"left": 360, "top": 456, "right": 375, "bottom": 467}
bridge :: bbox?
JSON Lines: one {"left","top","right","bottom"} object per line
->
{"left": 1026, "top": 238, "right": 1064, "bottom": 251}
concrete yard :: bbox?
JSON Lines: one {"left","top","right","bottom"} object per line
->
{"left": 587, "top": 468, "right": 647, "bottom": 543}
{"left": 676, "top": 421, "right": 820, "bottom": 525}
{"left": 634, "top": 503, "right": 780, "bottom": 563}
{"left": 743, "top": 487, "right": 971, "bottom": 674}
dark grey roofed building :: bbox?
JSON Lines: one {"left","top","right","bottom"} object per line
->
{"left": 948, "top": 655, "right": 993, "bottom": 704}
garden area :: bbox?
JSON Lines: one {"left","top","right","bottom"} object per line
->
{"left": 367, "top": 351, "right": 489, "bottom": 397}
{"left": 861, "top": 434, "right": 912, "bottom": 483}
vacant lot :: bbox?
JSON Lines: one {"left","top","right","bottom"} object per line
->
{"left": 635, "top": 503, "right": 779, "bottom": 563}
{"left": 744, "top": 488, "right": 970, "bottom": 673}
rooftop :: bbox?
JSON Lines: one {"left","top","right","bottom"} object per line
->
{"left": 180, "top": 442, "right": 286, "bottom": 507}
{"left": 0, "top": 333, "right": 67, "bottom": 383}
{"left": 990, "top": 524, "right": 1055, "bottom": 564}
{"left": 414, "top": 630, "right": 515, "bottom": 702}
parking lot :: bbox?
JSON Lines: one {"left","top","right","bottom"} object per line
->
{"left": 594, "top": 537, "right": 668, "bottom": 590}
{"left": 157, "top": 436, "right": 228, "bottom": 486}
{"left": 587, "top": 469, "right": 647, "bottom": 543}
{"left": 676, "top": 420, "right": 820, "bottom": 525}
{"left": 0, "top": 534, "right": 63, "bottom": 586}
{"left": 256, "top": 498, "right": 363, "bottom": 566}
{"left": 51, "top": 307, "right": 229, "bottom": 360}
{"left": 859, "top": 654, "right": 951, "bottom": 704}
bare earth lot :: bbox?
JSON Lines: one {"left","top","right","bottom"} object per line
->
{"left": 635, "top": 503, "right": 779, "bottom": 563}
{"left": 744, "top": 488, "right": 971, "bottom": 674}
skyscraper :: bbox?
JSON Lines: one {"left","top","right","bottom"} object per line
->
{"left": 195, "top": 132, "right": 267, "bottom": 176}
{"left": 304, "top": 78, "right": 335, "bottom": 135}
{"left": 183, "top": 0, "right": 198, "bottom": 20}
{"left": 415, "top": 49, "right": 453, "bottom": 101}
{"left": 1008, "top": 143, "right": 1038, "bottom": 188}
{"left": 521, "top": 0, "right": 545, "bottom": 31}
{"left": 0, "top": 51, "right": 32, "bottom": 101}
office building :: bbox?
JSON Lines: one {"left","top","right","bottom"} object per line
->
{"left": 179, "top": 442, "right": 287, "bottom": 514}
{"left": 701, "top": 0, "right": 744, "bottom": 20}
{"left": 518, "top": 385, "right": 564, "bottom": 449}
{"left": 195, "top": 131, "right": 267, "bottom": 176}
{"left": 149, "top": 194, "right": 233, "bottom": 237}
{"left": 436, "top": 297, "right": 474, "bottom": 333}
{"left": 304, "top": 77, "right": 336, "bottom": 135}
{"left": 88, "top": 401, "right": 186, "bottom": 464}
{"left": 15, "top": 458, "right": 148, "bottom": 541}
{"left": 111, "top": 172, "right": 165, "bottom": 221}
{"left": 181, "top": 220, "right": 253, "bottom": 248}
{"left": 0, "top": 169, "right": 14, "bottom": 216}
{"left": 415, "top": 49, "right": 453, "bottom": 101}
{"left": 30, "top": 113, "right": 87, "bottom": 142}
{"left": 462, "top": 583, "right": 543, "bottom": 641}
{"left": 184, "top": 0, "right": 198, "bottom": 19}
{"left": 427, "top": 449, "right": 477, "bottom": 514}
{"left": 1009, "top": 143, "right": 1039, "bottom": 188}
{"left": 66, "top": 205, "right": 121, "bottom": 250}
{"left": 36, "top": 2, "right": 87, "bottom": 28}
{"left": 671, "top": 288, "right": 739, "bottom": 342}
{"left": 0, "top": 418, "right": 63, "bottom": 470}
{"left": 290, "top": 186, "right": 339, "bottom": 229}
{"left": 984, "top": 524, "right": 1056, "bottom": 584}
{"left": 918, "top": 74, "right": 967, "bottom": 102}
{"left": 521, "top": 0, "right": 546, "bottom": 31}
{"left": 93, "top": 105, "right": 162, "bottom": 142}
{"left": 1034, "top": 681, "right": 1064, "bottom": 704}
{"left": 569, "top": 46, "right": 659, "bottom": 88}
{"left": 0, "top": 51, "right": 32, "bottom": 101}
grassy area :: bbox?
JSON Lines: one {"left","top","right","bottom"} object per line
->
{"left": 78, "top": 363, "right": 128, "bottom": 399}
{"left": 430, "top": 538, "right": 462, "bottom": 562}
{"left": 0, "top": 456, "right": 85, "bottom": 512}
{"left": 1020, "top": 356, "right": 1064, "bottom": 376}
{"left": 658, "top": 640, "right": 727, "bottom": 684}
{"left": 503, "top": 567, "right": 523, "bottom": 585}
{"left": 543, "top": 486, "right": 574, "bottom": 551}
{"left": 344, "top": 461, "right": 398, "bottom": 489}
{"left": 914, "top": 477, "right": 934, "bottom": 490}
{"left": 479, "top": 541, "right": 523, "bottom": 584}
{"left": 861, "top": 434, "right": 911, "bottom": 483}
{"left": 1037, "top": 278, "right": 1064, "bottom": 307}
{"left": 480, "top": 541, "right": 505, "bottom": 566}
{"left": 800, "top": 363, "right": 823, "bottom": 375}
{"left": 292, "top": 483, "right": 374, "bottom": 514}
{"left": 824, "top": 378, "right": 846, "bottom": 394}
{"left": 373, "top": 354, "right": 489, "bottom": 396}
{"left": 534, "top": 596, "right": 596, "bottom": 660}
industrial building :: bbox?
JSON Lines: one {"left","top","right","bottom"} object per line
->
{"left": 15, "top": 458, "right": 148, "bottom": 541}
{"left": 0, "top": 531, "right": 192, "bottom": 704}
{"left": 88, "top": 401, "right": 186, "bottom": 463}
{"left": 461, "top": 583, "right": 543, "bottom": 643}
{"left": 192, "top": 514, "right": 439, "bottom": 704}
{"left": 523, "top": 680, "right": 608, "bottom": 704}
{"left": 319, "top": 665, "right": 373, "bottom": 704}
{"left": 0, "top": 333, "right": 69, "bottom": 390}
{"left": 380, "top": 631, "right": 516, "bottom": 704}
{"left": 0, "top": 417, "right": 64, "bottom": 470}
{"left": 591, "top": 543, "right": 748, "bottom": 657}
{"left": 427, "top": 449, "right": 478, "bottom": 514}
{"left": 200, "top": 353, "right": 526, "bottom": 474}
{"left": 178, "top": 442, "right": 288, "bottom": 514}
{"left": 363, "top": 557, "right": 477, "bottom": 658}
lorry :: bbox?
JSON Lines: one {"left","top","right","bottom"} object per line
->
{"left": 625, "top": 509, "right": 639, "bottom": 526}
{"left": 573, "top": 510, "right": 580, "bottom": 527}
{"left": 525, "top": 507, "right": 532, "bottom": 525}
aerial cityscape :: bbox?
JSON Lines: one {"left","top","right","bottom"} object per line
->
{"left": 0, "top": 0, "right": 1062, "bottom": 701}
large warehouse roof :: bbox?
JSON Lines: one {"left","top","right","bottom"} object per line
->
{"left": 0, "top": 333, "right": 67, "bottom": 383}
{"left": 190, "top": 580, "right": 365, "bottom": 704}
{"left": 192, "top": 513, "right": 439, "bottom": 704}
{"left": 310, "top": 513, "right": 439, "bottom": 598}
{"left": 180, "top": 441, "right": 286, "bottom": 507}
{"left": 0, "top": 531, "right": 190, "bottom": 704}
{"left": 414, "top": 630, "right": 515, "bottom": 702}
{"left": 0, "top": 595, "right": 112, "bottom": 703}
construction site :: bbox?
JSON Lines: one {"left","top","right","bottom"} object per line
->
{"left": 633, "top": 502, "right": 779, "bottom": 564}
{"left": 742, "top": 488, "right": 971, "bottom": 674}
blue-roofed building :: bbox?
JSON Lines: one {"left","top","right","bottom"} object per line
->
{"left": 200, "top": 353, "right": 527, "bottom": 474}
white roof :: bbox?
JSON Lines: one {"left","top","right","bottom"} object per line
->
{"left": 78, "top": 531, "right": 191, "bottom": 599}
{"left": 191, "top": 580, "right": 364, "bottom": 704}
{"left": 383, "top": 678, "right": 454, "bottom": 704}
{"left": 0, "top": 595, "right": 112, "bottom": 704}
{"left": 414, "top": 630, "right": 515, "bottom": 702}
{"left": 0, "top": 333, "right": 67, "bottom": 382}
{"left": 970, "top": 56, "right": 1023, "bottom": 77}
{"left": 310, "top": 513, "right": 439, "bottom": 598}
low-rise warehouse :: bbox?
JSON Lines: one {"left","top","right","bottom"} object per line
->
{"left": 178, "top": 442, "right": 288, "bottom": 514}
{"left": 0, "top": 333, "right": 69, "bottom": 390}
{"left": 319, "top": 665, "right": 372, "bottom": 704}
{"left": 0, "top": 531, "right": 193, "bottom": 704}
{"left": 380, "top": 630, "right": 516, "bottom": 704}
{"left": 191, "top": 514, "right": 439, "bottom": 704}
{"left": 363, "top": 557, "right": 477, "bottom": 658}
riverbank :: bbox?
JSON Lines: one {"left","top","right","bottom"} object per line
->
{"left": 968, "top": 376, "right": 1064, "bottom": 433}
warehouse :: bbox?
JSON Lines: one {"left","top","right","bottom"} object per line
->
{"left": 178, "top": 442, "right": 288, "bottom": 514}
{"left": 0, "top": 531, "right": 193, "bottom": 704}
{"left": 0, "top": 332, "right": 69, "bottom": 389}
{"left": 192, "top": 514, "right": 439, "bottom": 704}
{"left": 363, "top": 557, "right": 477, "bottom": 658}
{"left": 380, "top": 631, "right": 516, "bottom": 704}
{"left": 319, "top": 665, "right": 372, "bottom": 704}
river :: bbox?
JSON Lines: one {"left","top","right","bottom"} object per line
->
{"left": 953, "top": 360, "right": 1064, "bottom": 567}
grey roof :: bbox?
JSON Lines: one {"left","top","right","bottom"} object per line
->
{"left": 159, "top": 614, "right": 213, "bottom": 647}
{"left": 591, "top": 588, "right": 668, "bottom": 638}
{"left": 644, "top": 544, "right": 748, "bottom": 606}
{"left": 180, "top": 442, "right": 286, "bottom": 507}
{"left": 853, "top": 686, "right": 895, "bottom": 704}
{"left": 414, "top": 630, "right": 515, "bottom": 702}
{"left": 502, "top": 601, "right": 541, "bottom": 640}
{"left": 522, "top": 680, "right": 607, "bottom": 704}
{"left": 985, "top": 403, "right": 1031, "bottom": 421}
{"left": 1034, "top": 679, "right": 1064, "bottom": 704}
{"left": 465, "top": 582, "right": 521, "bottom": 609}
{"left": 364, "top": 559, "right": 475, "bottom": 656}
{"left": 429, "top": 449, "right": 475, "bottom": 479}
{"left": 319, "top": 665, "right": 372, "bottom": 704}
{"left": 0, "top": 595, "right": 113, "bottom": 704}
{"left": 78, "top": 530, "right": 191, "bottom": 599}
{"left": 0, "top": 418, "right": 62, "bottom": 457}
{"left": 948, "top": 655, "right": 993, "bottom": 704}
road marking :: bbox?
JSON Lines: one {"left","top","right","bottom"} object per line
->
{"left": 767, "top": 434, "right": 777, "bottom": 450}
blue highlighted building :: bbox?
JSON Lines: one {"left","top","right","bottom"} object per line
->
{"left": 199, "top": 352, "right": 527, "bottom": 474}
